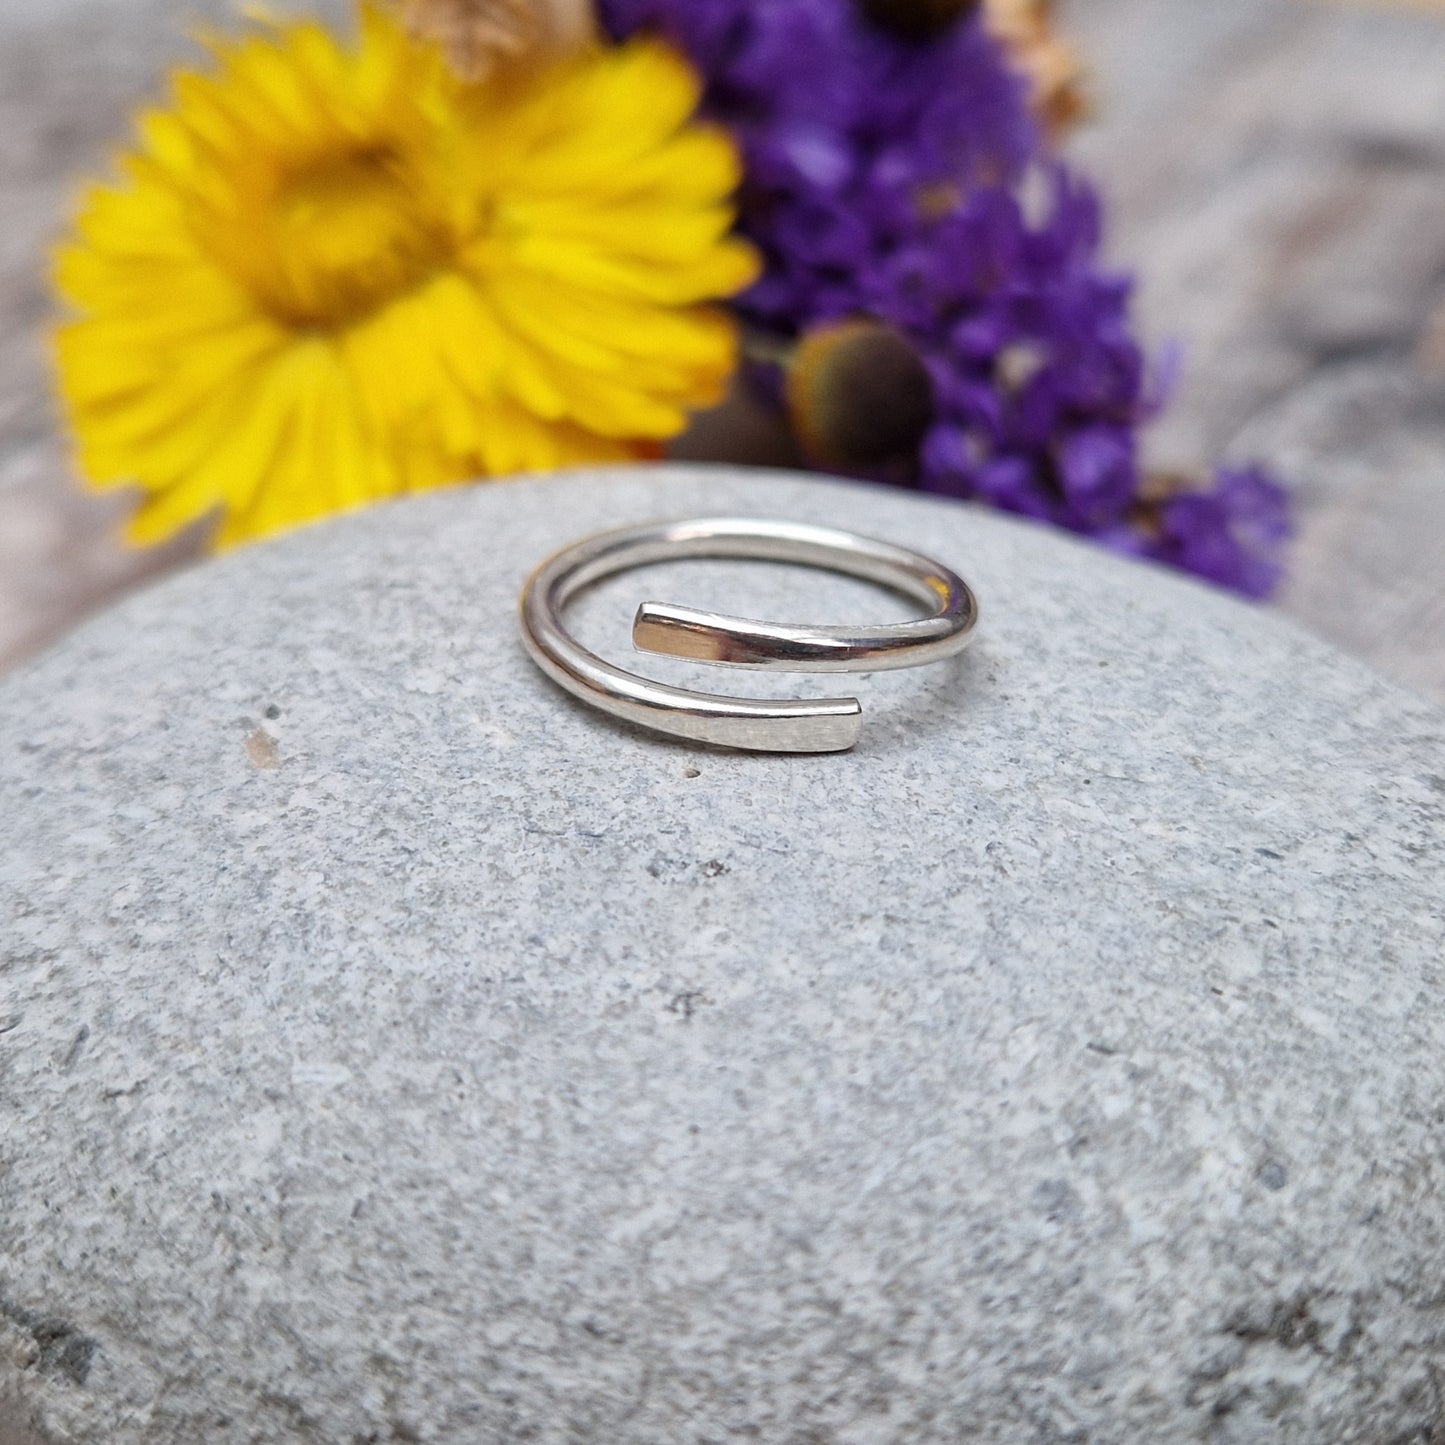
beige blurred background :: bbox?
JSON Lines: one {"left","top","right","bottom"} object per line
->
{"left": 2, "top": 0, "right": 1445, "bottom": 701}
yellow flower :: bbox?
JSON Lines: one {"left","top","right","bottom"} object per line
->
{"left": 53, "top": 5, "right": 759, "bottom": 549}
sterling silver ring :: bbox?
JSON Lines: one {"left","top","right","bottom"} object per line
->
{"left": 517, "top": 516, "right": 979, "bottom": 754}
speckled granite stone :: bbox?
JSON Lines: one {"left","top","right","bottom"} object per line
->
{"left": 1, "top": 465, "right": 1443, "bottom": 1445}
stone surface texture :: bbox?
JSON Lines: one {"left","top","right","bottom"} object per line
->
{"left": 1, "top": 466, "right": 1443, "bottom": 1445}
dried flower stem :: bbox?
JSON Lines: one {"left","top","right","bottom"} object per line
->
{"left": 400, "top": 0, "right": 594, "bottom": 81}
{"left": 984, "top": 0, "right": 1088, "bottom": 138}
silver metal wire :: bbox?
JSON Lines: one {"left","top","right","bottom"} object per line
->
{"left": 517, "top": 516, "right": 979, "bottom": 753}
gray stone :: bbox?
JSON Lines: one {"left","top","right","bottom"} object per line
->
{"left": 1, "top": 464, "right": 1443, "bottom": 1445}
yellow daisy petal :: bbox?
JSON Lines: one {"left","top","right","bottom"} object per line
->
{"left": 52, "top": 3, "right": 757, "bottom": 550}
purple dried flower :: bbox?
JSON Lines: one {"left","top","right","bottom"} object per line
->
{"left": 601, "top": 0, "right": 1294, "bottom": 597}
{"left": 599, "top": 0, "right": 1037, "bottom": 330}
{"left": 905, "top": 171, "right": 1149, "bottom": 527}
{"left": 1145, "top": 465, "right": 1294, "bottom": 601}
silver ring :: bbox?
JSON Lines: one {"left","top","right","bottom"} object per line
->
{"left": 517, "top": 517, "right": 980, "bottom": 753}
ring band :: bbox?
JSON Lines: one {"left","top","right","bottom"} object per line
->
{"left": 517, "top": 517, "right": 979, "bottom": 754}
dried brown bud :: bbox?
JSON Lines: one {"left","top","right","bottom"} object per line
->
{"left": 786, "top": 319, "right": 935, "bottom": 471}
{"left": 855, "top": 0, "right": 982, "bottom": 42}
{"left": 400, "top": 0, "right": 593, "bottom": 82}
{"left": 857, "top": 0, "right": 1087, "bottom": 138}
{"left": 1129, "top": 470, "right": 1191, "bottom": 539}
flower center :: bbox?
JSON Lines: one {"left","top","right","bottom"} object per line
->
{"left": 252, "top": 146, "right": 448, "bottom": 328}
